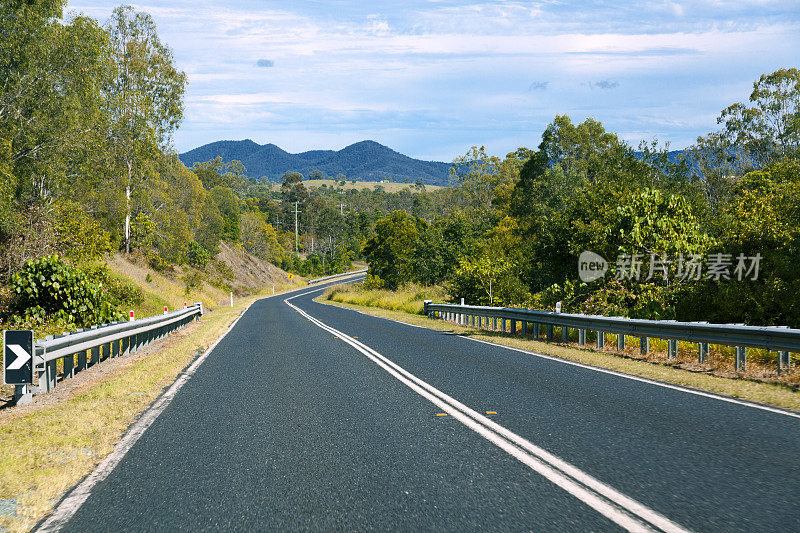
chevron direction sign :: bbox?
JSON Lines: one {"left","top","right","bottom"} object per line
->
{"left": 4, "top": 330, "right": 34, "bottom": 385}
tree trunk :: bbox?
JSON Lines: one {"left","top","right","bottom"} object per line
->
{"left": 125, "top": 160, "right": 132, "bottom": 254}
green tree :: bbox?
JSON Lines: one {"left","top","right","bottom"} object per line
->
{"left": 718, "top": 67, "right": 800, "bottom": 167}
{"left": 210, "top": 186, "right": 241, "bottom": 241}
{"left": 104, "top": 6, "right": 186, "bottom": 253}
{"left": 362, "top": 211, "right": 425, "bottom": 289}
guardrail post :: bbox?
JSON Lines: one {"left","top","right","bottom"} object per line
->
{"left": 640, "top": 337, "right": 649, "bottom": 355}
{"left": 492, "top": 317, "right": 497, "bottom": 330}
{"left": 546, "top": 325, "right": 553, "bottom": 341}
{"left": 533, "top": 323, "right": 540, "bottom": 338}
{"left": 62, "top": 332, "right": 74, "bottom": 379}
{"left": 77, "top": 348, "right": 87, "bottom": 372}
{"left": 778, "top": 351, "right": 790, "bottom": 374}
{"left": 668, "top": 339, "right": 678, "bottom": 360}
{"left": 616, "top": 334, "right": 625, "bottom": 351}
{"left": 510, "top": 319, "right": 516, "bottom": 334}
{"left": 521, "top": 322, "right": 527, "bottom": 336}
{"left": 596, "top": 331, "right": 605, "bottom": 349}
{"left": 698, "top": 343, "right": 709, "bottom": 363}
{"left": 42, "top": 335, "right": 57, "bottom": 392}
{"left": 501, "top": 318, "right": 507, "bottom": 332}
{"left": 561, "top": 326, "right": 569, "bottom": 342}
{"left": 90, "top": 326, "right": 100, "bottom": 365}
{"left": 423, "top": 300, "right": 431, "bottom": 316}
{"left": 578, "top": 329, "right": 586, "bottom": 345}
{"left": 736, "top": 346, "right": 747, "bottom": 371}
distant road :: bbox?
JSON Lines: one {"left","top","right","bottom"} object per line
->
{"left": 48, "top": 279, "right": 800, "bottom": 531}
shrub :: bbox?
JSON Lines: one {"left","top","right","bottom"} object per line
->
{"left": 8, "top": 255, "right": 125, "bottom": 328}
{"left": 187, "top": 241, "right": 212, "bottom": 269}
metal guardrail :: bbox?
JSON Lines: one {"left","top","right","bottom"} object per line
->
{"left": 307, "top": 268, "right": 368, "bottom": 284}
{"left": 11, "top": 303, "right": 203, "bottom": 405}
{"left": 423, "top": 301, "right": 795, "bottom": 374}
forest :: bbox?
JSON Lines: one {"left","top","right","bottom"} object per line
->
{"left": 1, "top": 1, "right": 798, "bottom": 335}
{"left": 362, "top": 68, "right": 800, "bottom": 328}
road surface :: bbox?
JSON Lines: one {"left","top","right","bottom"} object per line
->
{"left": 45, "top": 279, "right": 800, "bottom": 531}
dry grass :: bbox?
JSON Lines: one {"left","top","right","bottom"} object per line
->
{"left": 0, "top": 284, "right": 301, "bottom": 532}
{"left": 323, "top": 283, "right": 449, "bottom": 315}
{"left": 317, "top": 298, "right": 800, "bottom": 413}
{"left": 106, "top": 254, "right": 227, "bottom": 314}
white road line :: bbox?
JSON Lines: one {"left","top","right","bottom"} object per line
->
{"left": 313, "top": 295, "right": 800, "bottom": 420}
{"left": 286, "top": 295, "right": 691, "bottom": 533}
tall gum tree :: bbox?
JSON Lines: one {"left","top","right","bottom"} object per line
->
{"left": 104, "top": 5, "right": 186, "bottom": 253}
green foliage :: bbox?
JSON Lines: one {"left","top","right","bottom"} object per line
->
{"left": 410, "top": 214, "right": 479, "bottom": 285}
{"left": 187, "top": 241, "right": 212, "bottom": 269}
{"left": 210, "top": 186, "right": 241, "bottom": 241}
{"left": 362, "top": 211, "right": 425, "bottom": 290}
{"left": 80, "top": 262, "right": 145, "bottom": 307}
{"left": 612, "top": 188, "right": 713, "bottom": 258}
{"left": 577, "top": 279, "right": 677, "bottom": 320}
{"left": 6, "top": 255, "right": 126, "bottom": 327}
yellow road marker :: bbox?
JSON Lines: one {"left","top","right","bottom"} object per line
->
{"left": 486, "top": 411, "right": 497, "bottom": 415}
{"left": 435, "top": 413, "right": 448, "bottom": 416}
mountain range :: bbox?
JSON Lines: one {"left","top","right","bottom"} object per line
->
{"left": 179, "top": 140, "right": 452, "bottom": 185}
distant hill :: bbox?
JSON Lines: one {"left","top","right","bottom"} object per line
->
{"left": 179, "top": 140, "right": 452, "bottom": 185}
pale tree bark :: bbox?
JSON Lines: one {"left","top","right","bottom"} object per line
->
{"left": 125, "top": 159, "right": 132, "bottom": 254}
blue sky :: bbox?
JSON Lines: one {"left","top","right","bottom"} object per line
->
{"left": 66, "top": 1, "right": 800, "bottom": 162}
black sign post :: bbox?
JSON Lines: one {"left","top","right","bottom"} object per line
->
{"left": 4, "top": 330, "right": 34, "bottom": 385}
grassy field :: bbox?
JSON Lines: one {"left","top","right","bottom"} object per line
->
{"left": 262, "top": 179, "right": 444, "bottom": 193}
{"left": 0, "top": 282, "right": 301, "bottom": 532}
{"left": 320, "top": 284, "right": 800, "bottom": 413}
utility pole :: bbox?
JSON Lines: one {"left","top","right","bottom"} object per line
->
{"left": 293, "top": 201, "right": 300, "bottom": 255}
{"left": 337, "top": 203, "right": 346, "bottom": 215}
{"left": 275, "top": 213, "right": 282, "bottom": 231}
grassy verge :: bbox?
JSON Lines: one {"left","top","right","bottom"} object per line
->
{"left": 318, "top": 288, "right": 800, "bottom": 413}
{"left": 0, "top": 283, "right": 299, "bottom": 532}
{"left": 325, "top": 283, "right": 448, "bottom": 315}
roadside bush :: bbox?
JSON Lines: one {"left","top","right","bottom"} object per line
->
{"left": 7, "top": 255, "right": 126, "bottom": 328}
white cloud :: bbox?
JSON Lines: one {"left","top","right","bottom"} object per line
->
{"left": 66, "top": 0, "right": 800, "bottom": 159}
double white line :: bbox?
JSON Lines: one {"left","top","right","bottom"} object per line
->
{"left": 286, "top": 294, "right": 691, "bottom": 533}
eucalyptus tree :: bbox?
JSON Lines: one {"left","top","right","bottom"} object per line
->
{"left": 717, "top": 67, "right": 800, "bottom": 168}
{"left": 103, "top": 5, "right": 186, "bottom": 253}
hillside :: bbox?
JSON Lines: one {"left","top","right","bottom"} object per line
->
{"left": 180, "top": 140, "right": 452, "bottom": 186}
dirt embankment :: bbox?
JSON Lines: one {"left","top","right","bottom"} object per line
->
{"left": 215, "top": 242, "right": 296, "bottom": 294}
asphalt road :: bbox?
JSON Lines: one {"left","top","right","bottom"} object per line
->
{"left": 51, "top": 280, "right": 800, "bottom": 532}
